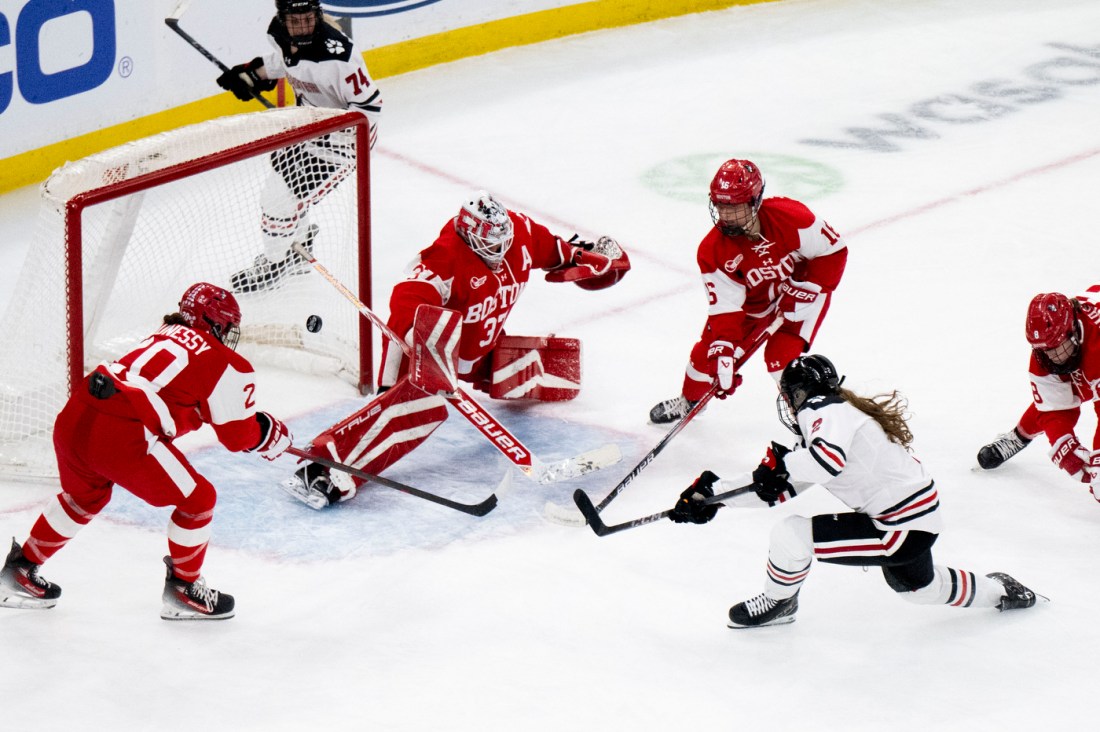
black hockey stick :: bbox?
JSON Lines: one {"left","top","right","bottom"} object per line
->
{"left": 573, "top": 482, "right": 755, "bottom": 537}
{"left": 286, "top": 447, "right": 498, "bottom": 516}
{"left": 164, "top": 1, "right": 275, "bottom": 109}
{"left": 575, "top": 314, "right": 784, "bottom": 519}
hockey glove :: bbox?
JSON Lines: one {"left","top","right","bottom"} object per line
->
{"left": 776, "top": 279, "right": 822, "bottom": 322}
{"left": 217, "top": 57, "right": 277, "bottom": 102}
{"left": 670, "top": 470, "right": 722, "bottom": 524}
{"left": 251, "top": 411, "right": 293, "bottom": 461}
{"left": 1050, "top": 434, "right": 1091, "bottom": 483}
{"left": 544, "top": 235, "right": 630, "bottom": 289}
{"left": 707, "top": 341, "right": 744, "bottom": 398}
{"left": 752, "top": 441, "right": 794, "bottom": 504}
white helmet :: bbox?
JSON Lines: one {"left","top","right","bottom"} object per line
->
{"left": 454, "top": 191, "right": 513, "bottom": 271}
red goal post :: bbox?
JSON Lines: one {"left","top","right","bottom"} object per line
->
{"left": 0, "top": 107, "right": 373, "bottom": 480}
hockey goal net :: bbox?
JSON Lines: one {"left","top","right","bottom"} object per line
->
{"left": 0, "top": 107, "right": 373, "bottom": 480}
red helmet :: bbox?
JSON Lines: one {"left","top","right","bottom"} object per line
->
{"left": 709, "top": 159, "right": 765, "bottom": 235}
{"left": 1025, "top": 292, "right": 1081, "bottom": 374}
{"left": 1025, "top": 293, "right": 1076, "bottom": 349}
{"left": 180, "top": 282, "right": 242, "bottom": 349}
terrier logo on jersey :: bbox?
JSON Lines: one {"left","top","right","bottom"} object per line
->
{"left": 723, "top": 255, "right": 744, "bottom": 273}
{"left": 470, "top": 276, "right": 487, "bottom": 289}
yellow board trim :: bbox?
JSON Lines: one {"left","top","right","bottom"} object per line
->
{"left": 0, "top": 0, "right": 779, "bottom": 194}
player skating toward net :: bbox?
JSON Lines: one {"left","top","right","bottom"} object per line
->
{"left": 669, "top": 355, "right": 1039, "bottom": 628}
{"left": 649, "top": 159, "right": 847, "bottom": 424}
{"left": 0, "top": 284, "right": 292, "bottom": 620}
{"left": 216, "top": 0, "right": 382, "bottom": 293}
{"left": 282, "top": 190, "right": 631, "bottom": 508}
{"left": 976, "top": 286, "right": 1100, "bottom": 493}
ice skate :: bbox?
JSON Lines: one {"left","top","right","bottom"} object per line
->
{"left": 280, "top": 461, "right": 346, "bottom": 510}
{"left": 727, "top": 592, "right": 799, "bottom": 628}
{"left": 648, "top": 395, "right": 697, "bottom": 425}
{"left": 161, "top": 557, "right": 235, "bottom": 620}
{"left": 0, "top": 539, "right": 60, "bottom": 610}
{"left": 987, "top": 572, "right": 1038, "bottom": 611}
{"left": 976, "top": 428, "right": 1031, "bottom": 470}
{"left": 230, "top": 223, "right": 318, "bottom": 293}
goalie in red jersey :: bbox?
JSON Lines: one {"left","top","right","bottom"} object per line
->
{"left": 0, "top": 283, "right": 292, "bottom": 620}
{"left": 281, "top": 190, "right": 631, "bottom": 509}
{"left": 977, "top": 285, "right": 1100, "bottom": 494}
{"left": 648, "top": 158, "right": 848, "bottom": 424}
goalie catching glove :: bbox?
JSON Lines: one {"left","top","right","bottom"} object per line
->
{"left": 216, "top": 57, "right": 277, "bottom": 102}
{"left": 250, "top": 412, "right": 292, "bottom": 461}
{"left": 545, "top": 235, "right": 631, "bottom": 290}
{"left": 669, "top": 470, "right": 722, "bottom": 524}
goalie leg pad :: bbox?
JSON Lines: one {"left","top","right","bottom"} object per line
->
{"left": 306, "top": 378, "right": 448, "bottom": 486}
{"left": 488, "top": 335, "right": 581, "bottom": 402}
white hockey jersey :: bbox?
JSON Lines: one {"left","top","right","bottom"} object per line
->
{"left": 262, "top": 19, "right": 382, "bottom": 141}
{"left": 727, "top": 395, "right": 943, "bottom": 534}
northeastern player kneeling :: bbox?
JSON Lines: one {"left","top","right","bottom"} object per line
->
{"left": 281, "top": 190, "right": 630, "bottom": 508}
{"left": 669, "top": 355, "right": 1041, "bottom": 628}
{"left": 0, "top": 284, "right": 292, "bottom": 620}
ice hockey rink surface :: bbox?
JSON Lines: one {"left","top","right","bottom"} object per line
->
{"left": 1, "top": 0, "right": 1099, "bottom": 729}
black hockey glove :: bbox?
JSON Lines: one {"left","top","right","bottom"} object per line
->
{"left": 669, "top": 470, "right": 723, "bottom": 524}
{"left": 751, "top": 441, "right": 794, "bottom": 505}
{"left": 217, "top": 57, "right": 277, "bottom": 102}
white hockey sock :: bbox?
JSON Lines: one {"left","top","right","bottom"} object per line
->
{"left": 904, "top": 566, "right": 1004, "bottom": 608}
{"left": 764, "top": 515, "right": 813, "bottom": 600}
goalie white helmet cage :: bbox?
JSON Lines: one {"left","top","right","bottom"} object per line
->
{"left": 454, "top": 191, "right": 514, "bottom": 271}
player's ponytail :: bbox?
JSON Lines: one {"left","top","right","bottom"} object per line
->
{"left": 839, "top": 388, "right": 914, "bottom": 449}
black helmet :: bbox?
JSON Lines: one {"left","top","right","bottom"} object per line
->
{"left": 275, "top": 0, "right": 322, "bottom": 46}
{"left": 777, "top": 355, "right": 843, "bottom": 433}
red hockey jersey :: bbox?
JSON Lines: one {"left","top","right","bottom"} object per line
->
{"left": 380, "top": 212, "right": 574, "bottom": 385}
{"left": 1028, "top": 284, "right": 1100, "bottom": 447}
{"left": 697, "top": 197, "right": 847, "bottom": 345}
{"left": 82, "top": 323, "right": 263, "bottom": 452}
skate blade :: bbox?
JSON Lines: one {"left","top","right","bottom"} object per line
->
{"left": 0, "top": 592, "right": 58, "bottom": 610}
{"left": 727, "top": 615, "right": 797, "bottom": 629}
{"left": 160, "top": 604, "right": 235, "bottom": 621}
{"left": 279, "top": 475, "right": 330, "bottom": 510}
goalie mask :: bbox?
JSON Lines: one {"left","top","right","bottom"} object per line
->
{"left": 454, "top": 191, "right": 514, "bottom": 271}
{"left": 777, "top": 354, "right": 843, "bottom": 434}
{"left": 709, "top": 159, "right": 765, "bottom": 237}
{"left": 275, "top": 0, "right": 322, "bottom": 47}
{"left": 179, "top": 282, "right": 242, "bottom": 350}
{"left": 1026, "top": 292, "right": 1082, "bottom": 375}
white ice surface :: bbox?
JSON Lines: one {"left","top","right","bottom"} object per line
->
{"left": 3, "top": 0, "right": 1100, "bottom": 729}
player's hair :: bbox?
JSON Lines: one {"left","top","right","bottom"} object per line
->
{"left": 163, "top": 313, "right": 188, "bottom": 326}
{"left": 839, "top": 388, "right": 914, "bottom": 449}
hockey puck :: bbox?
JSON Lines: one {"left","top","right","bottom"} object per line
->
{"left": 306, "top": 314, "right": 323, "bottom": 333}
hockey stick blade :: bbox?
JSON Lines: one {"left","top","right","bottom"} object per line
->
{"left": 535, "top": 443, "right": 622, "bottom": 484}
{"left": 286, "top": 447, "right": 497, "bottom": 516}
{"left": 572, "top": 489, "right": 608, "bottom": 535}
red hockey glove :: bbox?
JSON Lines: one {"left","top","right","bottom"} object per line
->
{"left": 545, "top": 235, "right": 630, "bottom": 290}
{"left": 776, "top": 279, "right": 822, "bottom": 322}
{"left": 707, "top": 341, "right": 744, "bottom": 398}
{"left": 251, "top": 411, "right": 292, "bottom": 461}
{"left": 1049, "top": 434, "right": 1091, "bottom": 483}
{"left": 669, "top": 470, "right": 722, "bottom": 524}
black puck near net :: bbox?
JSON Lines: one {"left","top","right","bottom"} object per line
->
{"left": 306, "top": 314, "right": 323, "bottom": 333}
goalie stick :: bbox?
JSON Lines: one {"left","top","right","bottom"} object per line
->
{"left": 165, "top": 1, "right": 275, "bottom": 109}
{"left": 285, "top": 446, "right": 497, "bottom": 516}
{"left": 291, "top": 242, "right": 622, "bottom": 484}
{"left": 549, "top": 314, "right": 784, "bottom": 526}
{"left": 573, "top": 481, "right": 755, "bottom": 537}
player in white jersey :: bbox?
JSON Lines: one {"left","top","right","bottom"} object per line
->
{"left": 217, "top": 0, "right": 383, "bottom": 293}
{"left": 669, "top": 355, "right": 1040, "bottom": 628}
